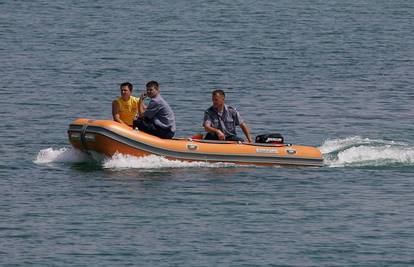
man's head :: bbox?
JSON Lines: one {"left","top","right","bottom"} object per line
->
{"left": 146, "top": 80, "right": 160, "bottom": 98}
{"left": 212, "top": 89, "right": 225, "bottom": 109}
{"left": 120, "top": 82, "right": 133, "bottom": 101}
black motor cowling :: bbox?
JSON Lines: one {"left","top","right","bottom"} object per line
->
{"left": 255, "top": 133, "right": 284, "bottom": 144}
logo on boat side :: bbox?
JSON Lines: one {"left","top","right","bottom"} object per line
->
{"left": 286, "top": 149, "right": 296, "bottom": 155}
{"left": 187, "top": 144, "right": 198, "bottom": 151}
{"left": 266, "top": 137, "right": 283, "bottom": 143}
{"left": 256, "top": 148, "right": 277, "bottom": 153}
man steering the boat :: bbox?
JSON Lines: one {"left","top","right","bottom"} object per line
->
{"left": 203, "top": 89, "right": 252, "bottom": 143}
{"left": 133, "top": 81, "right": 176, "bottom": 139}
{"left": 112, "top": 82, "right": 141, "bottom": 127}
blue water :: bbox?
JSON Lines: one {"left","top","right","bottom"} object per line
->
{"left": 1, "top": 0, "right": 414, "bottom": 266}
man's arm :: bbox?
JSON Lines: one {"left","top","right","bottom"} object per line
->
{"left": 137, "top": 94, "right": 147, "bottom": 118}
{"left": 203, "top": 121, "right": 225, "bottom": 140}
{"left": 231, "top": 107, "right": 252, "bottom": 143}
{"left": 240, "top": 122, "right": 252, "bottom": 143}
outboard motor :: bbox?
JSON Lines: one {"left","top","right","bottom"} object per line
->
{"left": 255, "top": 133, "right": 284, "bottom": 144}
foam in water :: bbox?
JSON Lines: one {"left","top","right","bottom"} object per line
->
{"left": 34, "top": 148, "right": 235, "bottom": 169}
{"left": 103, "top": 153, "right": 234, "bottom": 169}
{"left": 320, "top": 136, "right": 414, "bottom": 167}
{"left": 34, "top": 147, "right": 91, "bottom": 164}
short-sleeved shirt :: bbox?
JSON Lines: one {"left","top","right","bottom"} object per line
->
{"left": 114, "top": 96, "right": 139, "bottom": 126}
{"left": 203, "top": 104, "right": 244, "bottom": 137}
{"left": 144, "top": 94, "right": 176, "bottom": 132}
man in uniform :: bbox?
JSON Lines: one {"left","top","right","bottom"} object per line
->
{"left": 203, "top": 89, "right": 252, "bottom": 142}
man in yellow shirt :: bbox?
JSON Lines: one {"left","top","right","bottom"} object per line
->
{"left": 112, "top": 82, "right": 141, "bottom": 127}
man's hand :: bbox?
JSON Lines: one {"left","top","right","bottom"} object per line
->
{"left": 140, "top": 92, "right": 147, "bottom": 99}
{"left": 217, "top": 130, "right": 225, "bottom": 140}
{"left": 138, "top": 93, "right": 148, "bottom": 118}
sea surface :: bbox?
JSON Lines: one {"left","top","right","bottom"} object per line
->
{"left": 1, "top": 0, "right": 414, "bottom": 266}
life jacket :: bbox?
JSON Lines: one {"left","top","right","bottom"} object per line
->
{"left": 115, "top": 96, "right": 139, "bottom": 126}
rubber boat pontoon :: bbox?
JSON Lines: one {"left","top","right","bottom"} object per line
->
{"left": 68, "top": 118, "right": 324, "bottom": 167}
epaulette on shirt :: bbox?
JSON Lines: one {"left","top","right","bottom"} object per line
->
{"left": 227, "top": 106, "right": 239, "bottom": 116}
{"left": 227, "top": 106, "right": 236, "bottom": 111}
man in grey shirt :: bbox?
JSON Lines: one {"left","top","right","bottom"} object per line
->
{"left": 203, "top": 89, "right": 252, "bottom": 142}
{"left": 133, "top": 81, "right": 176, "bottom": 139}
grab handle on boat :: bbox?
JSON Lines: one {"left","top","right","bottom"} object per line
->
{"left": 79, "top": 124, "right": 89, "bottom": 152}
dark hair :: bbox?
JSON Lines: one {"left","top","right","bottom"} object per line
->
{"left": 212, "top": 89, "right": 225, "bottom": 98}
{"left": 146, "top": 80, "right": 159, "bottom": 89}
{"left": 120, "top": 82, "right": 133, "bottom": 91}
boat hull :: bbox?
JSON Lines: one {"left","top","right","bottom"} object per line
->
{"left": 68, "top": 118, "right": 324, "bottom": 167}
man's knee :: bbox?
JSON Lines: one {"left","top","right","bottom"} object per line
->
{"left": 132, "top": 119, "right": 142, "bottom": 129}
{"left": 204, "top": 133, "right": 219, "bottom": 140}
{"left": 226, "top": 135, "right": 244, "bottom": 142}
{"left": 133, "top": 119, "right": 174, "bottom": 139}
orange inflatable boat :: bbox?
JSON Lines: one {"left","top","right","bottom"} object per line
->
{"left": 68, "top": 118, "right": 324, "bottom": 167}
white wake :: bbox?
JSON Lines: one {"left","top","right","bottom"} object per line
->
{"left": 102, "top": 153, "right": 234, "bottom": 169}
{"left": 34, "top": 148, "right": 234, "bottom": 169}
{"left": 320, "top": 136, "right": 414, "bottom": 167}
{"left": 34, "top": 147, "right": 92, "bottom": 164}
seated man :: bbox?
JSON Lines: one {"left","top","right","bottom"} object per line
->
{"left": 203, "top": 89, "right": 252, "bottom": 142}
{"left": 112, "top": 82, "right": 140, "bottom": 127}
{"left": 133, "top": 81, "right": 176, "bottom": 139}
